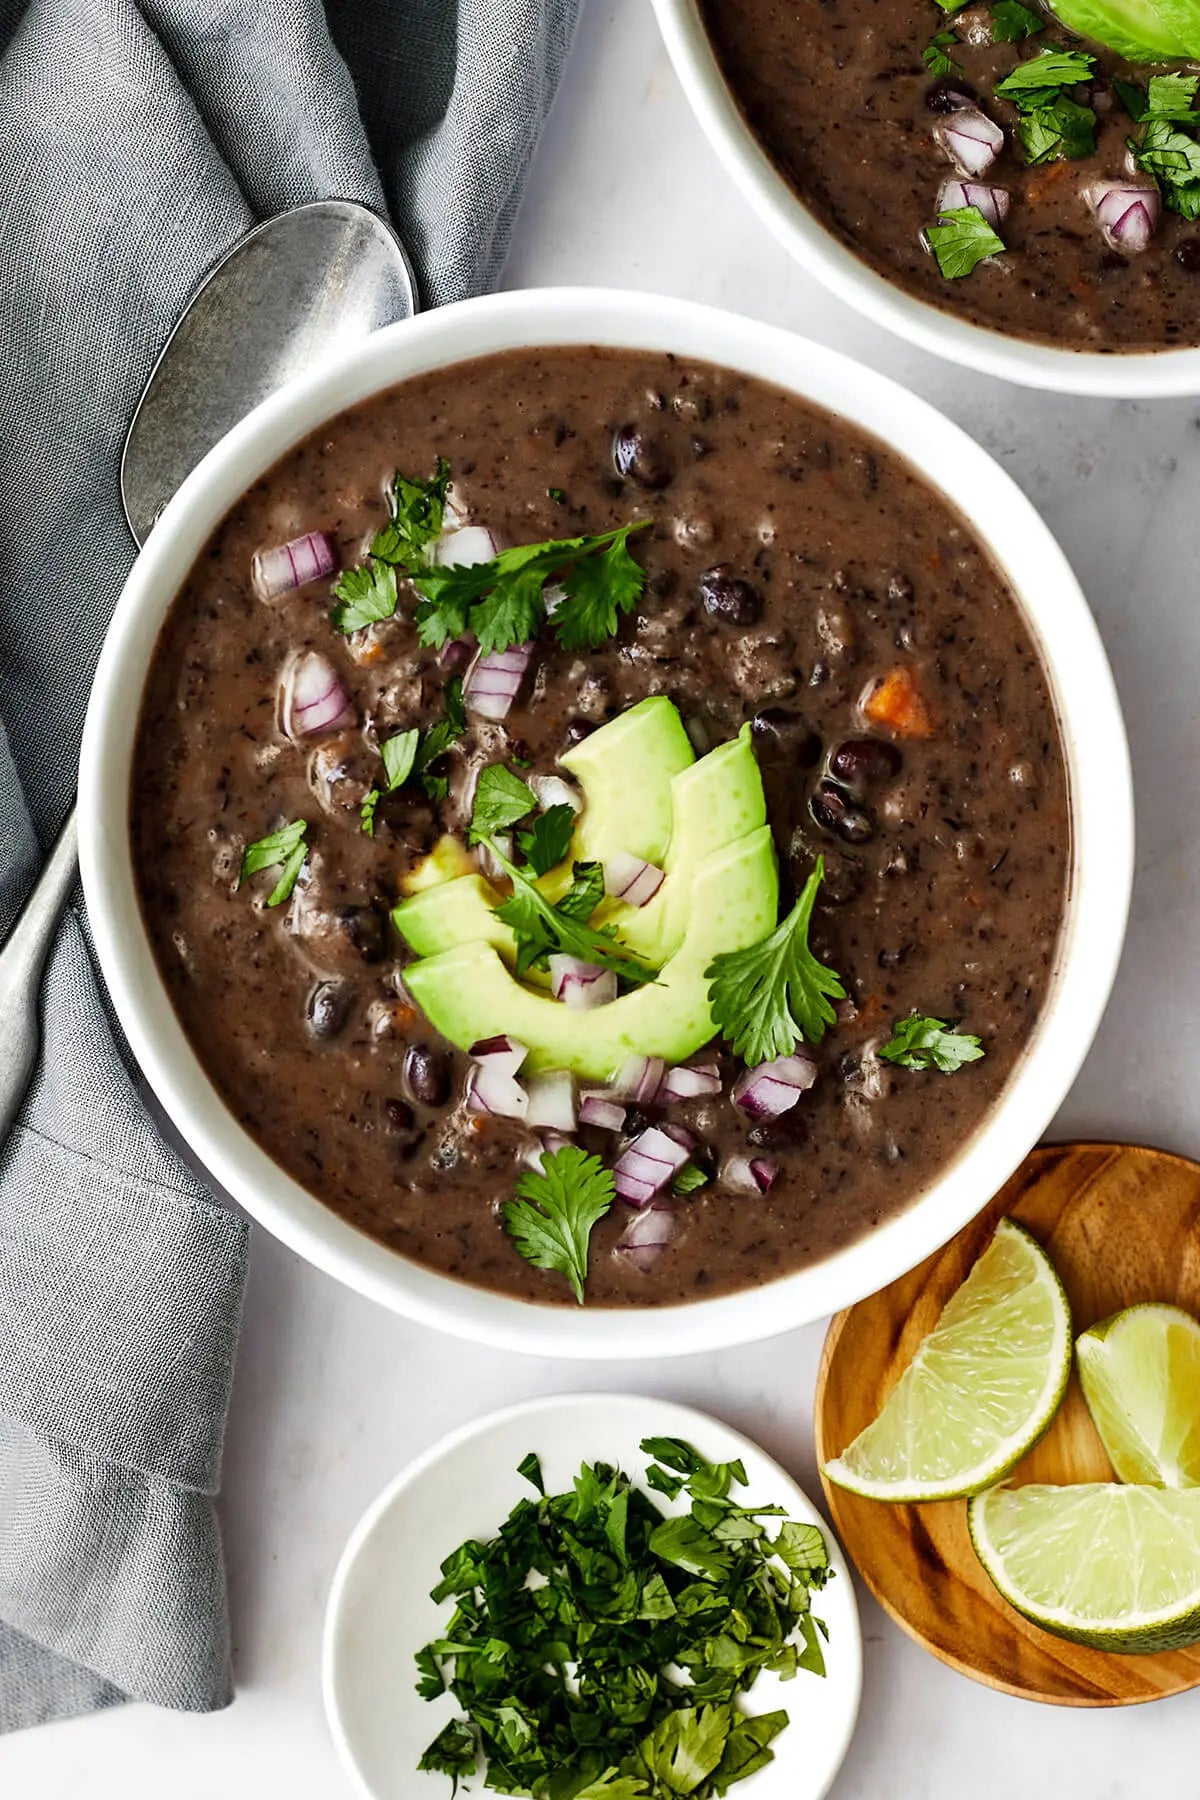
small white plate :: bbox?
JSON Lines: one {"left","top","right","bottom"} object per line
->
{"left": 323, "top": 1393, "right": 862, "bottom": 1800}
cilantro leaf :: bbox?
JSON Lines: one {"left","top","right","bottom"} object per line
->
{"left": 631, "top": 1704, "right": 732, "bottom": 1795}
{"left": 493, "top": 854, "right": 656, "bottom": 986}
{"left": 1124, "top": 72, "right": 1200, "bottom": 123}
{"left": 995, "top": 47, "right": 1094, "bottom": 99}
{"left": 575, "top": 1775, "right": 650, "bottom": 1799}
{"left": 414, "top": 674, "right": 467, "bottom": 795}
{"left": 711, "top": 1711, "right": 788, "bottom": 1796}
{"left": 517, "top": 1452, "right": 545, "bottom": 1493}
{"left": 925, "top": 204, "right": 1006, "bottom": 278}
{"left": 361, "top": 727, "right": 421, "bottom": 835}
{"left": 878, "top": 1013, "right": 985, "bottom": 1072}
{"left": 370, "top": 458, "right": 450, "bottom": 567}
{"left": 1133, "top": 117, "right": 1200, "bottom": 217}
{"left": 413, "top": 524, "right": 652, "bottom": 656}
{"left": 989, "top": 0, "right": 1043, "bottom": 39}
{"left": 469, "top": 765, "right": 537, "bottom": 843}
{"left": 557, "top": 859, "right": 606, "bottom": 923}
{"left": 418, "top": 1718, "right": 477, "bottom": 1791}
{"left": 772, "top": 1521, "right": 830, "bottom": 1578}
{"left": 238, "top": 819, "right": 308, "bottom": 907}
{"left": 672, "top": 1162, "right": 709, "bottom": 1196}
{"left": 501, "top": 1145, "right": 615, "bottom": 1303}
{"left": 329, "top": 560, "right": 398, "bottom": 633}
{"left": 923, "top": 29, "right": 960, "bottom": 75}
{"left": 705, "top": 859, "right": 845, "bottom": 1065}
{"left": 518, "top": 803, "right": 577, "bottom": 877}
{"left": 554, "top": 527, "right": 647, "bottom": 650}
{"left": 1015, "top": 92, "right": 1095, "bottom": 164}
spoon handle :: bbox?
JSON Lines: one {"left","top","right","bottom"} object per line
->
{"left": 0, "top": 805, "right": 79, "bottom": 1147}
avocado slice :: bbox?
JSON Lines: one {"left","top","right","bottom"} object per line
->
{"left": 558, "top": 695, "right": 695, "bottom": 873}
{"left": 1045, "top": 0, "right": 1190, "bottom": 60}
{"left": 606, "top": 723, "right": 767, "bottom": 963}
{"left": 404, "top": 826, "right": 779, "bottom": 1079}
{"left": 393, "top": 873, "right": 512, "bottom": 959}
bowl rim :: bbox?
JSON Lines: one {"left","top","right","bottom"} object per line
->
{"left": 78, "top": 284, "right": 1134, "bottom": 1359}
{"left": 648, "top": 0, "right": 1200, "bottom": 398}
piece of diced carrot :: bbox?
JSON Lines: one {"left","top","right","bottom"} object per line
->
{"left": 862, "top": 666, "right": 935, "bottom": 738}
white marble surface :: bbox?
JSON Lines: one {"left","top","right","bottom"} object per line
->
{"left": 5, "top": 1, "right": 1200, "bottom": 1793}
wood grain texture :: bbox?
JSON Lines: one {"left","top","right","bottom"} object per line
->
{"left": 815, "top": 1142, "right": 1200, "bottom": 1706}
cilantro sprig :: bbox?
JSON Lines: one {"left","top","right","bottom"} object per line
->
{"left": 502, "top": 1143, "right": 615, "bottom": 1302}
{"left": 415, "top": 1437, "right": 831, "bottom": 1796}
{"left": 923, "top": 28, "right": 960, "bottom": 76}
{"left": 330, "top": 459, "right": 449, "bottom": 632}
{"left": 1125, "top": 78, "right": 1200, "bottom": 220}
{"left": 359, "top": 676, "right": 467, "bottom": 832}
{"left": 469, "top": 766, "right": 657, "bottom": 986}
{"left": 879, "top": 1013, "right": 985, "bottom": 1072}
{"left": 990, "top": 0, "right": 1043, "bottom": 40}
{"left": 705, "top": 859, "right": 845, "bottom": 1066}
{"left": 238, "top": 818, "right": 308, "bottom": 907}
{"left": 926, "top": 205, "right": 1006, "bottom": 279}
{"left": 995, "top": 47, "right": 1097, "bottom": 166}
{"left": 413, "top": 522, "right": 651, "bottom": 655}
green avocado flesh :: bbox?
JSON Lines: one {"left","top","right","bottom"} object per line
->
{"left": 604, "top": 723, "right": 766, "bottom": 964}
{"left": 404, "top": 827, "right": 779, "bottom": 1079}
{"left": 393, "top": 873, "right": 508, "bottom": 959}
{"left": 1047, "top": 0, "right": 1192, "bottom": 60}
{"left": 560, "top": 694, "right": 695, "bottom": 868}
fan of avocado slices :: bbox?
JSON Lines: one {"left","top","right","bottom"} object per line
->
{"left": 1043, "top": 0, "right": 1199, "bottom": 63}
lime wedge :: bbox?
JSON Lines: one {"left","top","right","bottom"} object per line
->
{"left": 1076, "top": 1303, "right": 1200, "bottom": 1489}
{"left": 970, "top": 1483, "right": 1200, "bottom": 1652}
{"left": 823, "top": 1219, "right": 1071, "bottom": 1503}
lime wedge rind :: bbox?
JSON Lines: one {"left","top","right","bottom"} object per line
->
{"left": 1077, "top": 1302, "right": 1200, "bottom": 1491}
{"left": 823, "top": 1220, "right": 1072, "bottom": 1504}
{"left": 970, "top": 1483, "right": 1200, "bottom": 1654}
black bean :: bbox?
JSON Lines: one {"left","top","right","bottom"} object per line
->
{"left": 1175, "top": 237, "right": 1200, "bottom": 272}
{"left": 612, "top": 424, "right": 674, "bottom": 489}
{"left": 829, "top": 737, "right": 902, "bottom": 788}
{"left": 810, "top": 782, "right": 875, "bottom": 844}
{"left": 700, "top": 566, "right": 763, "bottom": 626}
{"left": 924, "top": 77, "right": 977, "bottom": 112}
{"left": 748, "top": 1110, "right": 809, "bottom": 1149}
{"left": 404, "top": 1043, "right": 451, "bottom": 1108}
{"left": 564, "top": 717, "right": 595, "bottom": 745}
{"left": 335, "top": 904, "right": 387, "bottom": 963}
{"left": 751, "top": 707, "right": 822, "bottom": 767}
{"left": 385, "top": 1098, "right": 416, "bottom": 1133}
{"left": 306, "top": 980, "right": 352, "bottom": 1040}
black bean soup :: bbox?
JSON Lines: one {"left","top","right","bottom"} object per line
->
{"left": 131, "top": 347, "right": 1069, "bottom": 1308}
{"left": 699, "top": 0, "right": 1200, "bottom": 349}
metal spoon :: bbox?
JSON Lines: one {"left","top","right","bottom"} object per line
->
{"left": 0, "top": 200, "right": 416, "bottom": 1144}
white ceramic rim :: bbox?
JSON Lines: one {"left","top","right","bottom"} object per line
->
{"left": 79, "top": 285, "right": 1134, "bottom": 1358}
{"left": 320, "top": 1391, "right": 863, "bottom": 1800}
{"left": 649, "top": 0, "right": 1200, "bottom": 397}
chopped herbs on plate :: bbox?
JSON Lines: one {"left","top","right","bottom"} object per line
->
{"left": 238, "top": 818, "right": 308, "bottom": 907}
{"left": 415, "top": 1438, "right": 832, "bottom": 1797}
{"left": 926, "top": 205, "right": 1007, "bottom": 279}
{"left": 879, "top": 1013, "right": 985, "bottom": 1072}
{"left": 705, "top": 859, "right": 845, "bottom": 1066}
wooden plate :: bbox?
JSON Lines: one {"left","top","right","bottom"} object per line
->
{"left": 815, "top": 1142, "right": 1200, "bottom": 1706}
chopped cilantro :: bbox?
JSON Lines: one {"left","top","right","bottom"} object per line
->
{"left": 501, "top": 1144, "right": 615, "bottom": 1302}
{"left": 517, "top": 802, "right": 577, "bottom": 877}
{"left": 238, "top": 819, "right": 308, "bottom": 907}
{"left": 926, "top": 204, "right": 1006, "bottom": 278}
{"left": 547, "top": 485, "right": 566, "bottom": 503}
{"left": 360, "top": 727, "right": 420, "bottom": 836}
{"left": 468, "top": 764, "right": 537, "bottom": 844}
{"left": 415, "top": 1436, "right": 831, "bottom": 1796}
{"left": 671, "top": 1161, "right": 710, "bottom": 1196}
{"left": 329, "top": 559, "right": 398, "bottom": 634}
{"left": 1132, "top": 115, "right": 1200, "bottom": 218}
{"left": 705, "top": 859, "right": 845, "bottom": 1066}
{"left": 990, "top": 0, "right": 1044, "bottom": 39}
{"left": 413, "top": 673, "right": 467, "bottom": 800}
{"left": 370, "top": 458, "right": 450, "bottom": 567}
{"left": 923, "top": 28, "right": 960, "bottom": 75}
{"left": 994, "top": 47, "right": 1094, "bottom": 98}
{"left": 1016, "top": 93, "right": 1096, "bottom": 164}
{"left": 879, "top": 1013, "right": 985, "bottom": 1072}
{"left": 413, "top": 523, "right": 652, "bottom": 656}
{"left": 1119, "top": 72, "right": 1200, "bottom": 124}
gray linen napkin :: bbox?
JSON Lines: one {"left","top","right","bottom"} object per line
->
{"left": 0, "top": 0, "right": 579, "bottom": 1732}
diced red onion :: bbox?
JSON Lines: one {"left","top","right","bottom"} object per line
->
{"left": 252, "top": 530, "right": 337, "bottom": 600}
{"left": 659, "top": 1121, "right": 696, "bottom": 1153}
{"left": 465, "top": 642, "right": 534, "bottom": 721}
{"left": 438, "top": 637, "right": 474, "bottom": 671}
{"left": 613, "top": 1125, "right": 692, "bottom": 1206}
{"left": 732, "top": 1053, "right": 818, "bottom": 1121}
{"left": 615, "top": 1202, "right": 679, "bottom": 1272}
{"left": 530, "top": 774, "right": 583, "bottom": 815}
{"left": 466, "top": 1063, "right": 528, "bottom": 1120}
{"left": 612, "top": 1054, "right": 666, "bottom": 1105}
{"left": 280, "top": 651, "right": 354, "bottom": 740}
{"left": 937, "top": 177, "right": 1010, "bottom": 232}
{"left": 548, "top": 955, "right": 617, "bottom": 1010}
{"left": 604, "top": 852, "right": 665, "bottom": 909}
{"left": 469, "top": 1034, "right": 529, "bottom": 1079}
{"left": 722, "top": 1156, "right": 778, "bottom": 1195}
{"left": 579, "top": 1090, "right": 627, "bottom": 1132}
{"left": 524, "top": 1071, "right": 578, "bottom": 1133}
{"left": 431, "top": 525, "right": 499, "bottom": 567}
{"left": 522, "top": 1130, "right": 572, "bottom": 1173}
{"left": 933, "top": 109, "right": 1004, "bottom": 177}
{"left": 661, "top": 1062, "right": 722, "bottom": 1102}
{"left": 1085, "top": 181, "right": 1160, "bottom": 255}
